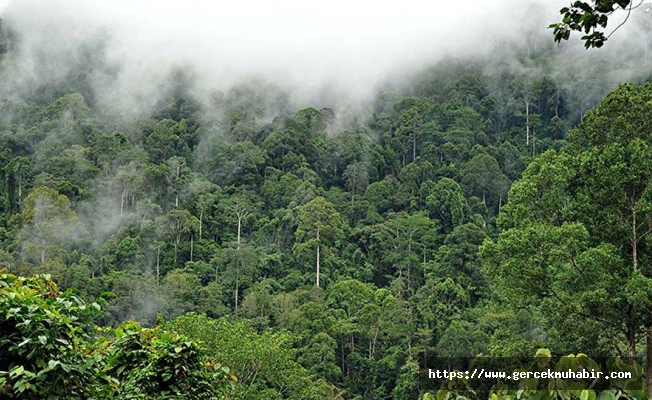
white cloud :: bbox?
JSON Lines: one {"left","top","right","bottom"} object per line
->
{"left": 0, "top": 0, "right": 574, "bottom": 112}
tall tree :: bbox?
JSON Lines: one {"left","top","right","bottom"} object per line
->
{"left": 294, "top": 197, "right": 344, "bottom": 287}
{"left": 426, "top": 177, "right": 469, "bottom": 234}
{"left": 461, "top": 153, "right": 510, "bottom": 209}
{"left": 17, "top": 187, "right": 86, "bottom": 264}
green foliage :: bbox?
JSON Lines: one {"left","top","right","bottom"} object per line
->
{"left": 15, "top": 186, "right": 88, "bottom": 265}
{"left": 549, "top": 0, "right": 632, "bottom": 48}
{"left": 294, "top": 196, "right": 344, "bottom": 287}
{"left": 0, "top": 27, "right": 600, "bottom": 398}
{"left": 0, "top": 272, "right": 233, "bottom": 399}
{"left": 483, "top": 83, "right": 652, "bottom": 372}
{"left": 104, "top": 320, "right": 233, "bottom": 399}
{"left": 0, "top": 272, "right": 108, "bottom": 398}
{"left": 165, "top": 313, "right": 333, "bottom": 400}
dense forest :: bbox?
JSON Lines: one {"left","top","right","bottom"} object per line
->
{"left": 2, "top": 2, "right": 652, "bottom": 399}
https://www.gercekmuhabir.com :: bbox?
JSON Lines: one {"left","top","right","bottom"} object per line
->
{"left": 428, "top": 368, "right": 632, "bottom": 381}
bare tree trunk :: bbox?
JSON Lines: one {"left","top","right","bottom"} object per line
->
{"left": 199, "top": 210, "right": 203, "bottom": 240}
{"left": 525, "top": 98, "right": 530, "bottom": 146}
{"left": 633, "top": 211, "right": 638, "bottom": 272}
{"left": 407, "top": 241, "right": 412, "bottom": 294}
{"left": 174, "top": 229, "right": 180, "bottom": 265}
{"left": 190, "top": 233, "right": 194, "bottom": 261}
{"left": 316, "top": 228, "right": 320, "bottom": 287}
{"left": 17, "top": 174, "right": 21, "bottom": 211}
{"left": 237, "top": 215, "right": 242, "bottom": 251}
{"left": 412, "top": 121, "right": 417, "bottom": 162}
{"left": 121, "top": 188, "right": 127, "bottom": 216}
{"left": 231, "top": 201, "right": 250, "bottom": 314}
{"left": 156, "top": 245, "right": 160, "bottom": 286}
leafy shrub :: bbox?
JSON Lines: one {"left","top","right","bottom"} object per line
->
{"left": 0, "top": 272, "right": 110, "bottom": 398}
{"left": 104, "top": 321, "right": 234, "bottom": 399}
{"left": 0, "top": 272, "right": 233, "bottom": 399}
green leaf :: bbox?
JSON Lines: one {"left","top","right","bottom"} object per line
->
{"left": 581, "top": 390, "right": 596, "bottom": 400}
{"left": 596, "top": 390, "right": 616, "bottom": 400}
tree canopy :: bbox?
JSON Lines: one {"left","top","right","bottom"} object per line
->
{"left": 0, "top": 14, "right": 649, "bottom": 398}
{"left": 483, "top": 82, "right": 652, "bottom": 392}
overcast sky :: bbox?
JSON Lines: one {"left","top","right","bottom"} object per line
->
{"left": 0, "top": 0, "right": 593, "bottom": 111}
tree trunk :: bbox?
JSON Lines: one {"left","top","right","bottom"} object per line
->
{"left": 120, "top": 188, "right": 127, "bottom": 216}
{"left": 525, "top": 98, "right": 530, "bottom": 146}
{"left": 174, "top": 234, "right": 180, "bottom": 265}
{"left": 190, "top": 233, "right": 194, "bottom": 261}
{"left": 407, "top": 241, "right": 412, "bottom": 294}
{"left": 237, "top": 215, "right": 242, "bottom": 250}
{"left": 156, "top": 245, "right": 161, "bottom": 286}
{"left": 17, "top": 174, "right": 21, "bottom": 211}
{"left": 633, "top": 211, "right": 638, "bottom": 272}
{"left": 412, "top": 121, "right": 417, "bottom": 162}
{"left": 41, "top": 237, "right": 45, "bottom": 264}
{"left": 316, "top": 228, "right": 321, "bottom": 287}
{"left": 199, "top": 210, "right": 203, "bottom": 240}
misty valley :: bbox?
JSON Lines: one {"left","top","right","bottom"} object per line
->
{"left": 2, "top": 0, "right": 652, "bottom": 399}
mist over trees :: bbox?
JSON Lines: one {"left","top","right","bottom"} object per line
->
{"left": 2, "top": 0, "right": 652, "bottom": 399}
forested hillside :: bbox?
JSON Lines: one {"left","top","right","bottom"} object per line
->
{"left": 2, "top": 2, "right": 652, "bottom": 398}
